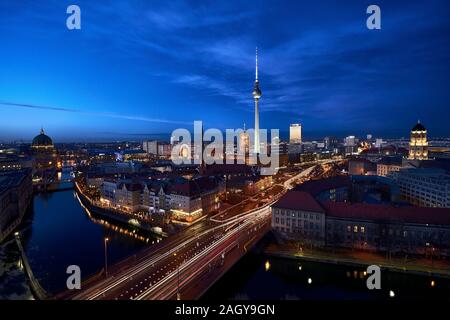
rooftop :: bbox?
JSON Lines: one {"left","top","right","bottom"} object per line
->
{"left": 0, "top": 169, "right": 31, "bottom": 195}
{"left": 323, "top": 201, "right": 450, "bottom": 226}
{"left": 378, "top": 156, "right": 403, "bottom": 166}
{"left": 412, "top": 121, "right": 426, "bottom": 132}
{"left": 202, "top": 163, "right": 255, "bottom": 176}
{"left": 275, "top": 173, "right": 450, "bottom": 227}
{"left": 273, "top": 191, "right": 325, "bottom": 213}
{"left": 171, "top": 176, "right": 221, "bottom": 198}
{"left": 293, "top": 175, "right": 351, "bottom": 196}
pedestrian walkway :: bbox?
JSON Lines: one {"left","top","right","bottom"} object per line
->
{"left": 265, "top": 242, "right": 450, "bottom": 278}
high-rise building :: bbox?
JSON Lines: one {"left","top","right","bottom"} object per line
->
{"left": 289, "top": 124, "right": 302, "bottom": 144}
{"left": 143, "top": 141, "right": 172, "bottom": 158}
{"left": 252, "top": 48, "right": 262, "bottom": 154}
{"left": 375, "top": 138, "right": 384, "bottom": 148}
{"left": 239, "top": 129, "right": 250, "bottom": 154}
{"left": 157, "top": 143, "right": 172, "bottom": 158}
{"left": 344, "top": 136, "right": 356, "bottom": 147}
{"left": 344, "top": 135, "right": 358, "bottom": 155}
{"left": 324, "top": 136, "right": 338, "bottom": 150}
{"left": 143, "top": 141, "right": 158, "bottom": 155}
{"left": 408, "top": 120, "right": 428, "bottom": 160}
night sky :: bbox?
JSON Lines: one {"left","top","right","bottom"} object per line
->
{"left": 1, "top": 0, "right": 450, "bottom": 142}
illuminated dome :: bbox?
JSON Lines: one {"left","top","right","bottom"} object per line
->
{"left": 412, "top": 121, "right": 426, "bottom": 132}
{"left": 32, "top": 128, "right": 53, "bottom": 147}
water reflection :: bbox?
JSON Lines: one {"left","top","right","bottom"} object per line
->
{"left": 203, "top": 252, "right": 450, "bottom": 300}
{"left": 1, "top": 189, "right": 157, "bottom": 298}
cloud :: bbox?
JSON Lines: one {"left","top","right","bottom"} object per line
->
{"left": 173, "top": 74, "right": 247, "bottom": 103}
{"left": 0, "top": 101, "right": 77, "bottom": 113}
{"left": 0, "top": 101, "right": 190, "bottom": 125}
{"left": 2, "top": 0, "right": 450, "bottom": 135}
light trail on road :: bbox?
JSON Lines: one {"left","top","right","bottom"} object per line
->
{"left": 67, "top": 162, "right": 336, "bottom": 300}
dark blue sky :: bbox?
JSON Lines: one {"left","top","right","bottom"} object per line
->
{"left": 1, "top": 0, "right": 450, "bottom": 142}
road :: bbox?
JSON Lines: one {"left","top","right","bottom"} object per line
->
{"left": 67, "top": 207, "right": 269, "bottom": 300}
{"left": 60, "top": 161, "right": 336, "bottom": 300}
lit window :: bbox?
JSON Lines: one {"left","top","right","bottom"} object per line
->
{"left": 353, "top": 226, "right": 358, "bottom": 233}
{"left": 361, "top": 227, "right": 365, "bottom": 233}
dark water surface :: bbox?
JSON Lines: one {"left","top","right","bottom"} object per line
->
{"left": 203, "top": 252, "right": 450, "bottom": 300}
{"left": 0, "top": 189, "right": 156, "bottom": 299}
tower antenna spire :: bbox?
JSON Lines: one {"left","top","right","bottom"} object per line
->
{"left": 255, "top": 47, "right": 258, "bottom": 81}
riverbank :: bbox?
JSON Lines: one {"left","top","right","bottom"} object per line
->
{"left": 1, "top": 189, "right": 151, "bottom": 297}
{"left": 264, "top": 241, "right": 450, "bottom": 279}
{"left": 74, "top": 182, "right": 166, "bottom": 237}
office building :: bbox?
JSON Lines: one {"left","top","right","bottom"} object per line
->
{"left": 344, "top": 136, "right": 358, "bottom": 155}
{"left": 143, "top": 141, "right": 172, "bottom": 158}
{"left": 143, "top": 141, "right": 158, "bottom": 155}
{"left": 289, "top": 124, "right": 302, "bottom": 144}
{"left": 324, "top": 136, "right": 339, "bottom": 151}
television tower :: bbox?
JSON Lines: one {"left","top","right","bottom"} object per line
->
{"left": 252, "top": 47, "right": 262, "bottom": 154}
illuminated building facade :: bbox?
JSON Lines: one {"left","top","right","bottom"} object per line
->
{"left": 99, "top": 176, "right": 223, "bottom": 222}
{"left": 408, "top": 121, "right": 428, "bottom": 160}
{"left": 239, "top": 129, "right": 250, "bottom": 164}
{"left": 289, "top": 124, "right": 302, "bottom": 144}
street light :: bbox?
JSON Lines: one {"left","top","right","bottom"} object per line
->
{"left": 104, "top": 237, "right": 109, "bottom": 277}
{"left": 177, "top": 264, "right": 181, "bottom": 300}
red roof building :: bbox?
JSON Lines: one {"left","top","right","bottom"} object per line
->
{"left": 273, "top": 191, "right": 324, "bottom": 213}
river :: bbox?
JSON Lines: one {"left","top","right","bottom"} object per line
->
{"left": 1, "top": 187, "right": 450, "bottom": 300}
{"left": 202, "top": 252, "right": 450, "bottom": 300}
{"left": 0, "top": 188, "right": 158, "bottom": 299}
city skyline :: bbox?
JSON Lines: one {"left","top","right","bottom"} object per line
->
{"left": 1, "top": 1, "right": 450, "bottom": 305}
{"left": 1, "top": 0, "right": 450, "bottom": 141}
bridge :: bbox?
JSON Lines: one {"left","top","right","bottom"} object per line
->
{"left": 54, "top": 162, "right": 329, "bottom": 300}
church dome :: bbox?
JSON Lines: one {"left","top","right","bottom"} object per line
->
{"left": 412, "top": 121, "right": 426, "bottom": 132}
{"left": 32, "top": 128, "right": 53, "bottom": 147}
